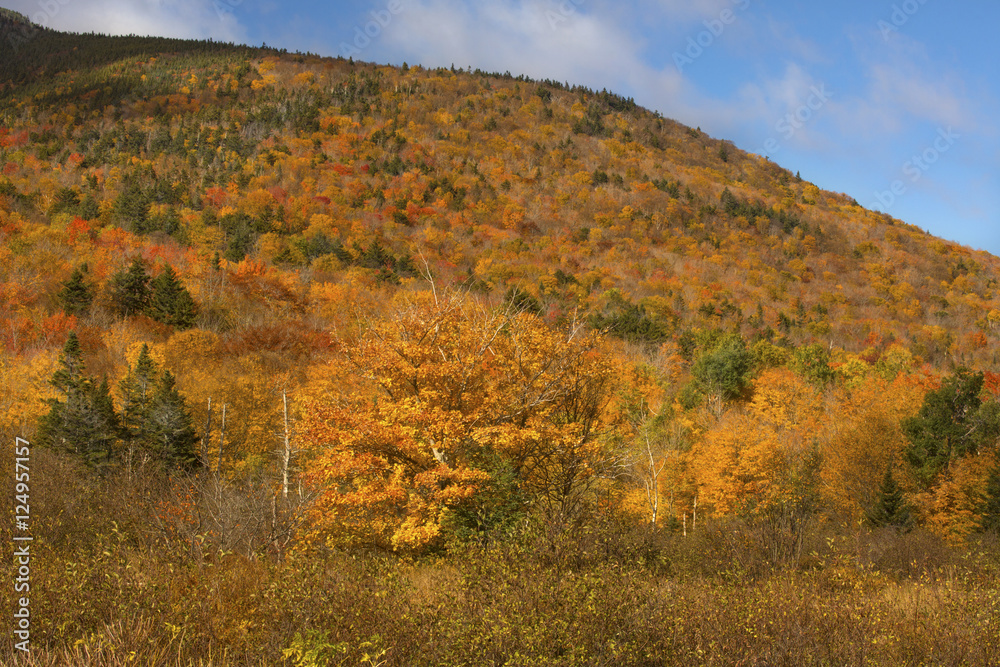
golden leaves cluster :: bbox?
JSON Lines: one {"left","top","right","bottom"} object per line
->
{"left": 300, "top": 291, "right": 623, "bottom": 552}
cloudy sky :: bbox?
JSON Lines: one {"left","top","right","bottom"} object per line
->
{"left": 6, "top": 0, "right": 999, "bottom": 254}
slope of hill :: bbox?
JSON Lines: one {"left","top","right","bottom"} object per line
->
{"left": 3, "top": 31, "right": 997, "bottom": 366}
{"left": 1, "top": 25, "right": 1000, "bottom": 664}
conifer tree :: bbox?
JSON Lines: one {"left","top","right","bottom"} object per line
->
{"left": 118, "top": 345, "right": 199, "bottom": 468}
{"left": 903, "top": 368, "right": 1000, "bottom": 486}
{"left": 866, "top": 468, "right": 913, "bottom": 531}
{"left": 147, "top": 264, "right": 197, "bottom": 329}
{"left": 89, "top": 377, "right": 120, "bottom": 466}
{"left": 118, "top": 343, "right": 158, "bottom": 457}
{"left": 149, "top": 370, "right": 200, "bottom": 468}
{"left": 37, "top": 333, "right": 119, "bottom": 468}
{"left": 108, "top": 257, "right": 151, "bottom": 317}
{"left": 58, "top": 265, "right": 94, "bottom": 316}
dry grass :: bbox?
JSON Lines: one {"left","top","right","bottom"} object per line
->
{"left": 2, "top": 445, "right": 999, "bottom": 665}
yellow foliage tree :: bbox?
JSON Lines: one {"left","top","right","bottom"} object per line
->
{"left": 690, "top": 368, "right": 823, "bottom": 516}
{"left": 300, "top": 291, "right": 626, "bottom": 552}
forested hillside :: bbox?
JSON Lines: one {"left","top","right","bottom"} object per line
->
{"left": 1, "top": 15, "right": 999, "bottom": 664}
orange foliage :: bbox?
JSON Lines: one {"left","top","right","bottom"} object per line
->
{"left": 300, "top": 292, "right": 625, "bottom": 552}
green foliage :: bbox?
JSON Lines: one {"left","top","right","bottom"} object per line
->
{"left": 903, "top": 368, "right": 1000, "bottom": 486}
{"left": 108, "top": 257, "right": 151, "bottom": 317}
{"left": 283, "top": 630, "right": 350, "bottom": 667}
{"left": 49, "top": 186, "right": 80, "bottom": 216}
{"left": 119, "top": 345, "right": 199, "bottom": 468}
{"left": 792, "top": 343, "right": 834, "bottom": 386}
{"left": 113, "top": 180, "right": 152, "bottom": 233}
{"left": 691, "top": 333, "right": 753, "bottom": 401}
{"left": 118, "top": 344, "right": 157, "bottom": 452}
{"left": 58, "top": 265, "right": 95, "bottom": 316}
{"left": 148, "top": 264, "right": 198, "bottom": 329}
{"left": 445, "top": 454, "right": 529, "bottom": 546}
{"left": 503, "top": 285, "right": 543, "bottom": 316}
{"left": 980, "top": 459, "right": 1000, "bottom": 535}
{"left": 590, "top": 296, "right": 668, "bottom": 345}
{"left": 148, "top": 370, "right": 200, "bottom": 468}
{"left": 37, "top": 332, "right": 119, "bottom": 468}
{"left": 719, "top": 187, "right": 801, "bottom": 233}
{"left": 572, "top": 104, "right": 607, "bottom": 136}
{"left": 866, "top": 468, "right": 914, "bottom": 531}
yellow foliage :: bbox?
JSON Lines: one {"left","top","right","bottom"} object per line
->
{"left": 300, "top": 291, "right": 626, "bottom": 552}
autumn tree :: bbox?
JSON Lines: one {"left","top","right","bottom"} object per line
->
{"left": 691, "top": 368, "right": 822, "bottom": 518}
{"left": 300, "top": 291, "right": 627, "bottom": 553}
{"left": 820, "top": 374, "right": 926, "bottom": 522}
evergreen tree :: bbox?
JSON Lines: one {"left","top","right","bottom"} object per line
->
{"left": 118, "top": 347, "right": 199, "bottom": 468}
{"left": 118, "top": 343, "right": 158, "bottom": 455}
{"left": 57, "top": 265, "right": 94, "bottom": 316}
{"left": 149, "top": 370, "right": 200, "bottom": 468}
{"left": 89, "top": 376, "right": 120, "bottom": 466}
{"left": 866, "top": 468, "right": 914, "bottom": 531}
{"left": 113, "top": 180, "right": 151, "bottom": 233}
{"left": 691, "top": 334, "right": 753, "bottom": 401}
{"left": 78, "top": 193, "right": 100, "bottom": 220}
{"left": 108, "top": 257, "right": 151, "bottom": 317}
{"left": 980, "top": 459, "right": 1000, "bottom": 535}
{"left": 903, "top": 368, "right": 1000, "bottom": 486}
{"left": 147, "top": 264, "right": 197, "bottom": 329}
{"left": 37, "top": 333, "right": 119, "bottom": 468}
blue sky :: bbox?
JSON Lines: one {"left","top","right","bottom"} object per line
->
{"left": 6, "top": 0, "right": 999, "bottom": 254}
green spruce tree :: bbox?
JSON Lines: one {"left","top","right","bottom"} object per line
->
{"left": 37, "top": 333, "right": 119, "bottom": 468}
{"left": 57, "top": 265, "right": 94, "bottom": 316}
{"left": 147, "top": 264, "right": 197, "bottom": 329}
{"left": 149, "top": 370, "right": 200, "bottom": 468}
{"left": 118, "top": 346, "right": 199, "bottom": 468}
{"left": 108, "top": 257, "right": 151, "bottom": 317}
{"left": 118, "top": 343, "right": 158, "bottom": 464}
{"left": 866, "top": 468, "right": 914, "bottom": 531}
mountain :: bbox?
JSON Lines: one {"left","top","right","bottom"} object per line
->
{"left": 3, "top": 26, "right": 996, "bottom": 371}
{"left": 2, "top": 22, "right": 1000, "bottom": 666}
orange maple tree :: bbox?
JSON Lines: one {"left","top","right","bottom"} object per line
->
{"left": 299, "top": 290, "right": 627, "bottom": 552}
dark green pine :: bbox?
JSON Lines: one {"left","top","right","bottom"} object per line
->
{"left": 37, "top": 333, "right": 120, "bottom": 468}
{"left": 980, "top": 460, "right": 1000, "bottom": 534}
{"left": 58, "top": 265, "right": 94, "bottom": 316}
{"left": 118, "top": 343, "right": 158, "bottom": 448}
{"left": 866, "top": 468, "right": 913, "bottom": 531}
{"left": 109, "top": 256, "right": 151, "bottom": 317}
{"left": 150, "top": 370, "right": 200, "bottom": 468}
{"left": 148, "top": 264, "right": 197, "bottom": 329}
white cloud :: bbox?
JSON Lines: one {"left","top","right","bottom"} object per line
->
{"left": 5, "top": 0, "right": 248, "bottom": 42}
{"left": 378, "top": 0, "right": 687, "bottom": 102}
